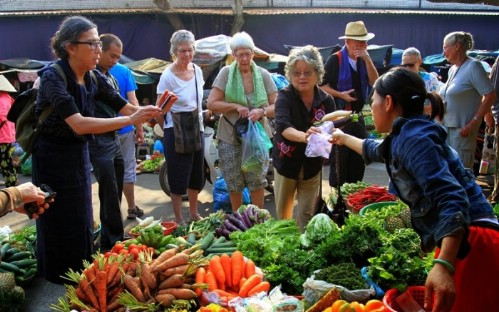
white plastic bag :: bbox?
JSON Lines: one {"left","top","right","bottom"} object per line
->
{"left": 305, "top": 121, "right": 335, "bottom": 158}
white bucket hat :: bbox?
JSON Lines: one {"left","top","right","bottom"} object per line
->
{"left": 0, "top": 75, "right": 17, "bottom": 93}
{"left": 339, "top": 21, "right": 375, "bottom": 41}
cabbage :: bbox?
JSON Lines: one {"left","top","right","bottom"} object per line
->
{"left": 302, "top": 213, "right": 338, "bottom": 247}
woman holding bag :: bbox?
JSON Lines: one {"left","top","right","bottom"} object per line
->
{"left": 156, "top": 30, "right": 205, "bottom": 225}
{"left": 207, "top": 31, "right": 277, "bottom": 211}
{"left": 272, "top": 45, "right": 335, "bottom": 231}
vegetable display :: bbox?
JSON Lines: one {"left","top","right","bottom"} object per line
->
{"left": 346, "top": 186, "right": 398, "bottom": 213}
{"left": 215, "top": 205, "right": 272, "bottom": 239}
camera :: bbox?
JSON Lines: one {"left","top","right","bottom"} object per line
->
{"left": 24, "top": 184, "right": 56, "bottom": 217}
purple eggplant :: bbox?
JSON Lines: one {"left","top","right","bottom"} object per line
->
{"left": 228, "top": 213, "right": 248, "bottom": 231}
{"left": 240, "top": 210, "right": 253, "bottom": 228}
{"left": 223, "top": 219, "right": 239, "bottom": 232}
{"left": 220, "top": 227, "right": 232, "bottom": 238}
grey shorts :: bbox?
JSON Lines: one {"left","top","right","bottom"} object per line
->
{"left": 218, "top": 140, "right": 267, "bottom": 193}
{"left": 119, "top": 130, "right": 137, "bottom": 183}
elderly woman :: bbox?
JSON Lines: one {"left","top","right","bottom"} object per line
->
{"left": 207, "top": 32, "right": 277, "bottom": 210}
{"left": 156, "top": 30, "right": 205, "bottom": 225}
{"left": 272, "top": 45, "right": 336, "bottom": 231}
{"left": 34, "top": 15, "right": 161, "bottom": 284}
{"left": 440, "top": 31, "right": 496, "bottom": 169}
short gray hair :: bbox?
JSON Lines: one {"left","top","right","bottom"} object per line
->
{"left": 402, "top": 47, "right": 421, "bottom": 59}
{"left": 230, "top": 32, "right": 255, "bottom": 53}
{"left": 169, "top": 30, "right": 196, "bottom": 56}
{"left": 284, "top": 45, "right": 325, "bottom": 82}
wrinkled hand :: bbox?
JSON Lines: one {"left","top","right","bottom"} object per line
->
{"left": 130, "top": 106, "right": 162, "bottom": 125}
{"left": 354, "top": 48, "right": 371, "bottom": 61}
{"left": 248, "top": 108, "right": 262, "bottom": 122}
{"left": 236, "top": 105, "right": 250, "bottom": 119}
{"left": 425, "top": 265, "right": 456, "bottom": 312}
{"left": 329, "top": 128, "right": 346, "bottom": 145}
{"left": 13, "top": 182, "right": 49, "bottom": 219}
{"left": 304, "top": 126, "right": 322, "bottom": 143}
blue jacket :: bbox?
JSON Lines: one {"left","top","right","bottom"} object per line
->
{"left": 363, "top": 116, "right": 496, "bottom": 255}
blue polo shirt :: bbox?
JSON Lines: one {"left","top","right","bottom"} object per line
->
{"left": 109, "top": 63, "right": 138, "bottom": 135}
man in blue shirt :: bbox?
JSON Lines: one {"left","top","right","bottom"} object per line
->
{"left": 109, "top": 63, "right": 144, "bottom": 219}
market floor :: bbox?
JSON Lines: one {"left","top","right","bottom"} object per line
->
{"left": 2, "top": 162, "right": 493, "bottom": 311}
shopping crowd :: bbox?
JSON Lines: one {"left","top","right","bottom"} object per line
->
{"left": 1, "top": 15, "right": 498, "bottom": 312}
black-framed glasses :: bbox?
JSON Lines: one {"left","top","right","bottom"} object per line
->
{"left": 72, "top": 41, "right": 102, "bottom": 50}
{"left": 401, "top": 63, "right": 416, "bottom": 68}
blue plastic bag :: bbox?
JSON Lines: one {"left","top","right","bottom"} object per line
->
{"left": 213, "top": 177, "right": 250, "bottom": 213}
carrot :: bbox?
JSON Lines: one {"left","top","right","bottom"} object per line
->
{"left": 209, "top": 255, "right": 226, "bottom": 287}
{"left": 106, "top": 262, "right": 120, "bottom": 286}
{"left": 140, "top": 262, "right": 157, "bottom": 290}
{"left": 231, "top": 251, "right": 244, "bottom": 288}
{"left": 155, "top": 294, "right": 175, "bottom": 307}
{"left": 75, "top": 286, "right": 88, "bottom": 304}
{"left": 220, "top": 254, "right": 233, "bottom": 288}
{"left": 244, "top": 259, "right": 256, "bottom": 278}
{"left": 95, "top": 269, "right": 107, "bottom": 310}
{"left": 79, "top": 278, "right": 99, "bottom": 309}
{"left": 153, "top": 252, "right": 190, "bottom": 273}
{"left": 124, "top": 274, "right": 145, "bottom": 303}
{"left": 83, "top": 265, "right": 96, "bottom": 283}
{"left": 158, "top": 273, "right": 185, "bottom": 290}
{"left": 213, "top": 289, "right": 237, "bottom": 300}
{"left": 238, "top": 274, "right": 262, "bottom": 297}
{"left": 161, "top": 264, "right": 189, "bottom": 277}
{"left": 151, "top": 247, "right": 179, "bottom": 270}
{"left": 106, "top": 285, "right": 122, "bottom": 302}
{"left": 205, "top": 270, "right": 218, "bottom": 291}
{"left": 158, "top": 288, "right": 198, "bottom": 300}
{"left": 109, "top": 267, "right": 123, "bottom": 288}
{"left": 194, "top": 267, "right": 207, "bottom": 296}
{"left": 237, "top": 277, "right": 246, "bottom": 293}
{"left": 247, "top": 281, "right": 271, "bottom": 296}
{"left": 106, "top": 300, "right": 122, "bottom": 312}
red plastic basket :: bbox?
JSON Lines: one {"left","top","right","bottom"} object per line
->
{"left": 383, "top": 286, "right": 432, "bottom": 312}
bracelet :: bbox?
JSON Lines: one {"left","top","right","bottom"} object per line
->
{"left": 432, "top": 258, "right": 455, "bottom": 274}
{"left": 473, "top": 116, "right": 479, "bottom": 121}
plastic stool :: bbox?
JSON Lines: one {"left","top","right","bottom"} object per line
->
{"left": 136, "top": 144, "right": 150, "bottom": 160}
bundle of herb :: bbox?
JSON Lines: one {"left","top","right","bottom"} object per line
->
{"left": 314, "top": 262, "right": 367, "bottom": 290}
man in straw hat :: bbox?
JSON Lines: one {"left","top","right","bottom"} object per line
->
{"left": 0, "top": 75, "right": 19, "bottom": 187}
{"left": 320, "top": 21, "right": 378, "bottom": 188}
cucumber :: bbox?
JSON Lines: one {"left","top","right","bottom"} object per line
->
{"left": 0, "top": 242, "right": 10, "bottom": 258}
{"left": 186, "top": 233, "right": 197, "bottom": 245}
{"left": 198, "top": 232, "right": 215, "bottom": 250}
{"left": 209, "top": 236, "right": 226, "bottom": 248}
{"left": 5, "top": 251, "right": 33, "bottom": 262}
{"left": 10, "top": 259, "right": 37, "bottom": 268}
{"left": 0, "top": 261, "right": 23, "bottom": 274}
{"left": 205, "top": 246, "right": 237, "bottom": 254}
{"left": 209, "top": 241, "right": 236, "bottom": 249}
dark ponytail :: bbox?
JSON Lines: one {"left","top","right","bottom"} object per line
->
{"left": 427, "top": 92, "right": 445, "bottom": 121}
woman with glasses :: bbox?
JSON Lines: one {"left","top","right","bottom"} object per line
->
{"left": 33, "top": 15, "right": 161, "bottom": 284}
{"left": 156, "top": 30, "right": 205, "bottom": 225}
{"left": 439, "top": 31, "right": 496, "bottom": 170}
{"left": 272, "top": 45, "right": 335, "bottom": 231}
{"left": 207, "top": 32, "right": 277, "bottom": 211}
{"left": 331, "top": 67, "right": 499, "bottom": 312}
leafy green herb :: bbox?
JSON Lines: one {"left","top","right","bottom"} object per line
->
{"left": 314, "top": 262, "right": 368, "bottom": 290}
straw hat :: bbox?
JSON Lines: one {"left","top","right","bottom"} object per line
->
{"left": 338, "top": 21, "right": 375, "bottom": 41}
{"left": 0, "top": 75, "right": 17, "bottom": 93}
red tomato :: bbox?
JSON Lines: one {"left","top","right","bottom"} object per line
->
{"left": 129, "top": 248, "right": 140, "bottom": 260}
{"left": 128, "top": 243, "right": 138, "bottom": 251}
{"left": 119, "top": 249, "right": 129, "bottom": 256}
{"left": 112, "top": 243, "right": 124, "bottom": 253}
{"left": 104, "top": 252, "right": 111, "bottom": 258}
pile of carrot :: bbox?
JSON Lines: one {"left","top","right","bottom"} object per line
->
{"left": 196, "top": 251, "right": 271, "bottom": 306}
{"left": 72, "top": 254, "right": 134, "bottom": 311}
{"left": 120, "top": 245, "right": 208, "bottom": 308}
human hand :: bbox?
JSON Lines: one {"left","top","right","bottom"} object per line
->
{"left": 13, "top": 183, "right": 50, "bottom": 219}
{"left": 340, "top": 89, "right": 357, "bottom": 102}
{"left": 425, "top": 265, "right": 456, "bottom": 312}
{"left": 354, "top": 48, "right": 370, "bottom": 61}
{"left": 236, "top": 105, "right": 250, "bottom": 118}
{"left": 329, "top": 128, "right": 346, "bottom": 145}
{"left": 248, "top": 108, "right": 262, "bottom": 122}
{"left": 304, "top": 126, "right": 322, "bottom": 143}
{"left": 130, "top": 106, "right": 162, "bottom": 125}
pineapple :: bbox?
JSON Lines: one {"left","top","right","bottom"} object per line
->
{"left": 0, "top": 272, "right": 16, "bottom": 292}
{"left": 384, "top": 216, "right": 406, "bottom": 233}
{"left": 398, "top": 207, "right": 412, "bottom": 228}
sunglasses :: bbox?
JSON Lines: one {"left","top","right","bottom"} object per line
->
{"left": 401, "top": 63, "right": 416, "bottom": 68}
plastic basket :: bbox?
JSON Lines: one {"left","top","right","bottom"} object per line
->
{"left": 359, "top": 201, "right": 398, "bottom": 216}
{"left": 383, "top": 286, "right": 432, "bottom": 312}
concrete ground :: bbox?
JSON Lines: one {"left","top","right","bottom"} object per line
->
{"left": 1, "top": 161, "right": 493, "bottom": 311}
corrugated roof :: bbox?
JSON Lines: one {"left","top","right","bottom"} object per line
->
{"left": 1, "top": 7, "right": 498, "bottom": 17}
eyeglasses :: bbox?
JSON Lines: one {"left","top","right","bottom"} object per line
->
{"left": 291, "top": 71, "right": 314, "bottom": 78}
{"left": 72, "top": 41, "right": 102, "bottom": 50}
{"left": 234, "top": 52, "right": 253, "bottom": 59}
{"left": 401, "top": 63, "right": 416, "bottom": 68}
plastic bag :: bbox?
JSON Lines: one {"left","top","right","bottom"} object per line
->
{"left": 241, "top": 121, "right": 270, "bottom": 174}
{"left": 305, "top": 121, "right": 335, "bottom": 158}
{"left": 21, "top": 154, "right": 32, "bottom": 176}
{"left": 479, "top": 130, "right": 495, "bottom": 175}
{"left": 302, "top": 269, "right": 375, "bottom": 305}
{"left": 213, "top": 177, "right": 251, "bottom": 213}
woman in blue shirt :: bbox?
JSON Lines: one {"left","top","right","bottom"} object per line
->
{"left": 331, "top": 67, "right": 499, "bottom": 312}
